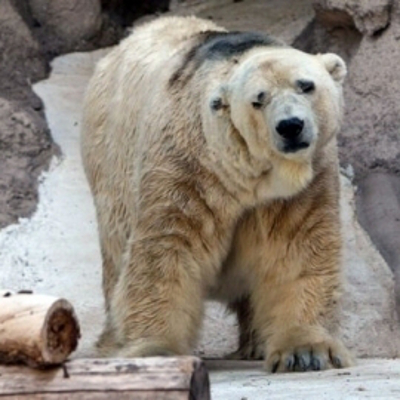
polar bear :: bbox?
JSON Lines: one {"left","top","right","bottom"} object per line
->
{"left": 81, "top": 16, "right": 353, "bottom": 372}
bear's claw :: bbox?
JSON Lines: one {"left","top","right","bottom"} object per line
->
{"left": 267, "top": 340, "right": 352, "bottom": 373}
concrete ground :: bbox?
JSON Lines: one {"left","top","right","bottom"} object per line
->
{"left": 1, "top": 12, "right": 400, "bottom": 400}
{"left": 206, "top": 359, "right": 400, "bottom": 399}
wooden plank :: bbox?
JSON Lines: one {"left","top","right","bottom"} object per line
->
{"left": 0, "top": 391, "right": 187, "bottom": 400}
{"left": 0, "top": 357, "right": 210, "bottom": 400}
{"left": 205, "top": 359, "right": 264, "bottom": 371}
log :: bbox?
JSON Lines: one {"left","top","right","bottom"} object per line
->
{"left": 0, "top": 357, "right": 210, "bottom": 400}
{"left": 0, "top": 290, "right": 80, "bottom": 367}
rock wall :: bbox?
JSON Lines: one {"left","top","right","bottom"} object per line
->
{"left": 304, "top": 0, "right": 400, "bottom": 178}
{"left": 0, "top": 0, "right": 170, "bottom": 228}
{"left": 0, "top": 0, "right": 54, "bottom": 228}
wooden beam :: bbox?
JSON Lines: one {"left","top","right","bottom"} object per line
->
{"left": 0, "top": 357, "right": 210, "bottom": 400}
{"left": 205, "top": 359, "right": 264, "bottom": 371}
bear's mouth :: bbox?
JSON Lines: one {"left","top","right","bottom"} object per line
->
{"left": 282, "top": 141, "right": 310, "bottom": 153}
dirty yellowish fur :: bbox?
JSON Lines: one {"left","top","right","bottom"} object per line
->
{"left": 81, "top": 16, "right": 353, "bottom": 372}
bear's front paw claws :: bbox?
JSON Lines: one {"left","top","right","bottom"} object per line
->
{"left": 330, "top": 351, "right": 344, "bottom": 369}
{"left": 266, "top": 341, "right": 352, "bottom": 373}
{"left": 295, "top": 349, "right": 311, "bottom": 371}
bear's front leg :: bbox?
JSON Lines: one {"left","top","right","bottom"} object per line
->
{"left": 106, "top": 236, "right": 205, "bottom": 357}
{"left": 252, "top": 274, "right": 353, "bottom": 373}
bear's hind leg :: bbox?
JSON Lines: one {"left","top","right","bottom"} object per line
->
{"left": 96, "top": 313, "right": 121, "bottom": 357}
{"left": 95, "top": 249, "right": 121, "bottom": 356}
{"left": 226, "top": 296, "right": 264, "bottom": 360}
{"left": 96, "top": 222, "right": 128, "bottom": 356}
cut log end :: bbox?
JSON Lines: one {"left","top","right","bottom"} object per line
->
{"left": 0, "top": 291, "right": 81, "bottom": 368}
{"left": 42, "top": 300, "right": 81, "bottom": 365}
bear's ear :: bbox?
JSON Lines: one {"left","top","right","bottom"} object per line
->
{"left": 209, "top": 85, "right": 230, "bottom": 116}
{"left": 320, "top": 53, "right": 347, "bottom": 84}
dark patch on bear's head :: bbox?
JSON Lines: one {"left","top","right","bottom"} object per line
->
{"left": 169, "top": 31, "right": 284, "bottom": 88}
{"left": 200, "top": 31, "right": 282, "bottom": 60}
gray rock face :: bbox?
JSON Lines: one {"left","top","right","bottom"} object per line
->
{"left": 0, "top": 0, "right": 172, "bottom": 229}
{"left": 168, "top": 0, "right": 315, "bottom": 45}
{"left": 338, "top": 177, "right": 400, "bottom": 358}
{"left": 314, "top": 0, "right": 393, "bottom": 36}
{"left": 29, "top": 0, "right": 102, "bottom": 47}
{"left": 310, "top": 0, "right": 400, "bottom": 178}
{"left": 0, "top": 98, "right": 54, "bottom": 228}
{"left": 341, "top": 23, "right": 400, "bottom": 178}
{"left": 356, "top": 174, "right": 400, "bottom": 317}
{"left": 0, "top": 0, "right": 55, "bottom": 228}
{"left": 0, "top": 0, "right": 48, "bottom": 101}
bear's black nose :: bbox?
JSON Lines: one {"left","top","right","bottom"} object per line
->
{"left": 276, "top": 117, "right": 304, "bottom": 140}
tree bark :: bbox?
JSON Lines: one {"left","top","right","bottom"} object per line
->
{"left": 0, "top": 357, "right": 210, "bottom": 400}
{"left": 0, "top": 290, "right": 80, "bottom": 367}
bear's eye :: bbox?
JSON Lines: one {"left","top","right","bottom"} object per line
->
{"left": 297, "top": 79, "right": 315, "bottom": 94}
{"left": 252, "top": 91, "right": 267, "bottom": 110}
{"left": 210, "top": 97, "right": 224, "bottom": 111}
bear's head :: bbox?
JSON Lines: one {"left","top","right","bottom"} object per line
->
{"left": 203, "top": 47, "right": 346, "bottom": 200}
